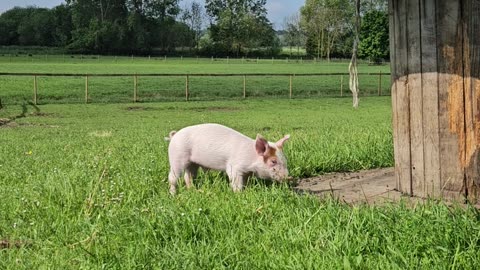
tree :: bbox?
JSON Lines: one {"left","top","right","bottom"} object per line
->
{"left": 51, "top": 5, "right": 73, "bottom": 46}
{"left": 300, "top": 0, "right": 354, "bottom": 61}
{"left": 358, "top": 9, "right": 389, "bottom": 63}
{"left": 283, "top": 13, "right": 305, "bottom": 57}
{"left": 0, "top": 7, "right": 33, "bottom": 45}
{"left": 181, "top": 1, "right": 205, "bottom": 51}
{"left": 67, "top": 0, "right": 129, "bottom": 53}
{"left": 205, "top": 0, "right": 277, "bottom": 56}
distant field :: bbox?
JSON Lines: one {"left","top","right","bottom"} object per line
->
{"left": 280, "top": 46, "right": 308, "bottom": 56}
{"left": 1, "top": 98, "right": 479, "bottom": 268}
{"left": 0, "top": 55, "right": 391, "bottom": 104}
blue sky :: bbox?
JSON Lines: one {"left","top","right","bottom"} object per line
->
{"left": 0, "top": 0, "right": 304, "bottom": 29}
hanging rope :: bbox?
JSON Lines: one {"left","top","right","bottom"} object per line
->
{"left": 349, "top": 0, "right": 361, "bottom": 108}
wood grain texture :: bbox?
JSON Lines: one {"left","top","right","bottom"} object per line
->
{"left": 420, "top": 0, "right": 441, "bottom": 197}
{"left": 463, "top": 0, "right": 480, "bottom": 203}
{"left": 393, "top": 0, "right": 412, "bottom": 195}
{"left": 435, "top": 0, "right": 465, "bottom": 200}
{"left": 407, "top": 0, "right": 425, "bottom": 197}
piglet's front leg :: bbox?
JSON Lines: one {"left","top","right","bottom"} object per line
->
{"left": 226, "top": 165, "right": 247, "bottom": 192}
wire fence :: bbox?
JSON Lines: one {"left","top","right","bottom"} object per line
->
{"left": 0, "top": 72, "right": 391, "bottom": 105}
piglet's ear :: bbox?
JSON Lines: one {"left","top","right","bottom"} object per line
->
{"left": 255, "top": 134, "right": 269, "bottom": 156}
{"left": 275, "top": 134, "right": 290, "bottom": 149}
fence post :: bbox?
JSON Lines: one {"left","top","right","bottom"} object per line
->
{"left": 340, "top": 75, "right": 344, "bottom": 97}
{"left": 289, "top": 75, "right": 293, "bottom": 99}
{"left": 185, "top": 75, "right": 189, "bottom": 101}
{"left": 33, "top": 75, "right": 38, "bottom": 105}
{"left": 134, "top": 74, "right": 138, "bottom": 103}
{"left": 378, "top": 71, "right": 382, "bottom": 96}
{"left": 85, "top": 75, "right": 89, "bottom": 103}
{"left": 243, "top": 75, "right": 246, "bottom": 98}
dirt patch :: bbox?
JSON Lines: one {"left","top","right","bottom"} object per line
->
{"left": 0, "top": 121, "right": 59, "bottom": 129}
{"left": 31, "top": 112, "right": 56, "bottom": 117}
{"left": 188, "top": 106, "right": 240, "bottom": 112}
{"left": 0, "top": 118, "right": 10, "bottom": 126}
{"left": 0, "top": 239, "right": 29, "bottom": 249}
{"left": 125, "top": 106, "right": 147, "bottom": 111}
{"left": 295, "top": 168, "right": 480, "bottom": 207}
{"left": 295, "top": 168, "right": 409, "bottom": 205}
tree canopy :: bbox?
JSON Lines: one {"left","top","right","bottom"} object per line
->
{"left": 0, "top": 0, "right": 389, "bottom": 59}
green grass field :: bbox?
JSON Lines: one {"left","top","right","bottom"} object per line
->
{"left": 0, "top": 55, "right": 391, "bottom": 104}
{"left": 1, "top": 98, "right": 479, "bottom": 268}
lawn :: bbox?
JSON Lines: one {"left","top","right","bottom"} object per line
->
{"left": 0, "top": 55, "right": 391, "bottom": 104}
{"left": 1, "top": 98, "right": 479, "bottom": 268}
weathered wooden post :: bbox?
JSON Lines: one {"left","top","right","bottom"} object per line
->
{"left": 85, "top": 75, "right": 89, "bottom": 104}
{"left": 340, "top": 75, "right": 344, "bottom": 97}
{"left": 185, "top": 75, "right": 189, "bottom": 101}
{"left": 389, "top": 0, "right": 479, "bottom": 202}
{"left": 289, "top": 75, "right": 293, "bottom": 99}
{"left": 378, "top": 71, "right": 382, "bottom": 96}
{"left": 133, "top": 74, "right": 138, "bottom": 103}
{"left": 243, "top": 75, "right": 246, "bottom": 98}
{"left": 33, "top": 75, "right": 38, "bottom": 105}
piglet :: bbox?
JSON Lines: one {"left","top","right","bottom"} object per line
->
{"left": 166, "top": 123, "right": 290, "bottom": 195}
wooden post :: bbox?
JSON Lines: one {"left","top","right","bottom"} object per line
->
{"left": 133, "top": 74, "right": 138, "bottom": 103}
{"left": 185, "top": 75, "right": 189, "bottom": 101}
{"left": 289, "top": 75, "right": 293, "bottom": 99}
{"left": 340, "top": 75, "right": 343, "bottom": 97}
{"left": 389, "top": 0, "right": 480, "bottom": 202}
{"left": 243, "top": 75, "right": 246, "bottom": 98}
{"left": 378, "top": 71, "right": 382, "bottom": 96}
{"left": 33, "top": 75, "right": 38, "bottom": 105}
{"left": 85, "top": 75, "right": 89, "bottom": 103}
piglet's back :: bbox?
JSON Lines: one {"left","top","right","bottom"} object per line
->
{"left": 168, "top": 124, "right": 255, "bottom": 169}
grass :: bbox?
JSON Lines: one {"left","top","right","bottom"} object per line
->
{"left": 0, "top": 55, "right": 391, "bottom": 104}
{"left": 1, "top": 98, "right": 479, "bottom": 268}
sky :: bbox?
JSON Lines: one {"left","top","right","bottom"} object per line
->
{"left": 0, "top": 0, "right": 304, "bottom": 29}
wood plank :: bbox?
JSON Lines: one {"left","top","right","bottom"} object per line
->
{"left": 388, "top": 0, "right": 400, "bottom": 195}
{"left": 392, "top": 0, "right": 412, "bottom": 195}
{"left": 435, "top": 0, "right": 465, "bottom": 200}
{"left": 407, "top": 0, "right": 425, "bottom": 197}
{"left": 420, "top": 0, "right": 441, "bottom": 197}
{"left": 463, "top": 0, "right": 480, "bottom": 203}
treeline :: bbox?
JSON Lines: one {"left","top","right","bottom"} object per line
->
{"left": 284, "top": 0, "right": 388, "bottom": 61}
{"left": 0, "top": 0, "right": 389, "bottom": 60}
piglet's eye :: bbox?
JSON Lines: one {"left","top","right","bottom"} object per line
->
{"left": 271, "top": 159, "right": 277, "bottom": 165}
